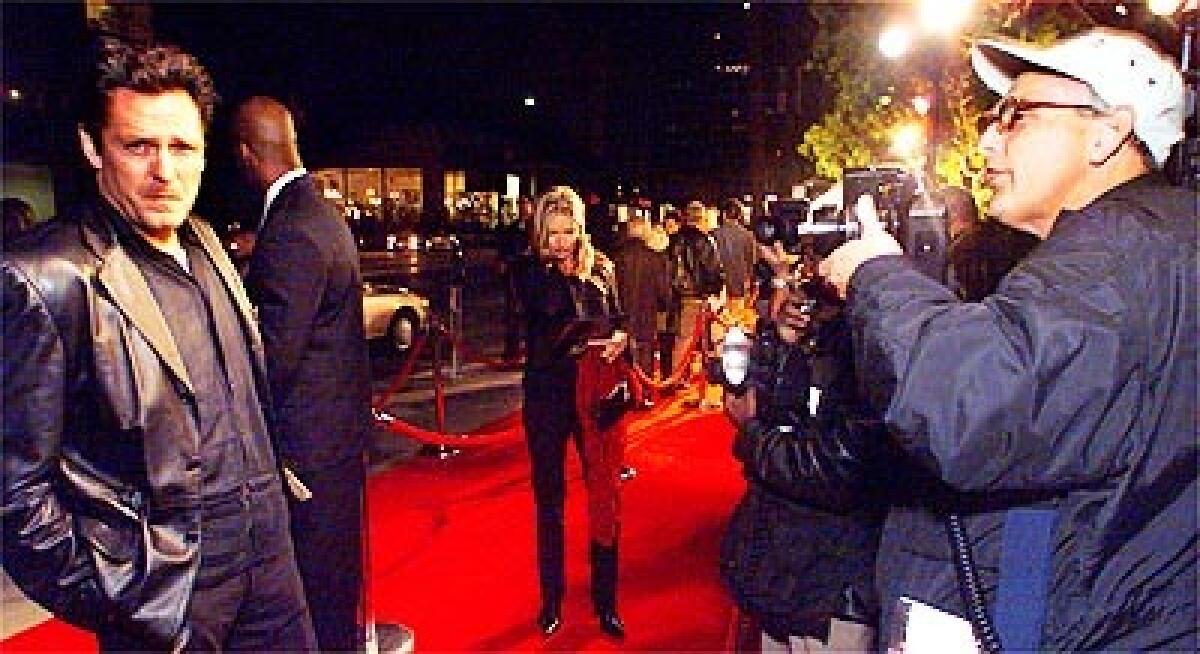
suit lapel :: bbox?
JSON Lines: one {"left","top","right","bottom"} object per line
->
{"left": 94, "top": 241, "right": 195, "bottom": 395}
{"left": 190, "top": 218, "right": 268, "bottom": 375}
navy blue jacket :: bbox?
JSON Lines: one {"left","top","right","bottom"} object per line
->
{"left": 848, "top": 175, "right": 1197, "bottom": 650}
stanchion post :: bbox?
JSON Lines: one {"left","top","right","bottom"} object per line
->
{"left": 448, "top": 285, "right": 463, "bottom": 379}
{"left": 429, "top": 318, "right": 459, "bottom": 460}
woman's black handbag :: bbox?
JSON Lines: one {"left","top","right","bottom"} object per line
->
{"left": 591, "top": 380, "right": 632, "bottom": 431}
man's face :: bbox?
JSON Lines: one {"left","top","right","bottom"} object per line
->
{"left": 79, "top": 89, "right": 206, "bottom": 246}
{"left": 979, "top": 73, "right": 1100, "bottom": 236}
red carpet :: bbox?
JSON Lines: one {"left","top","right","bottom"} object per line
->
{"left": 2, "top": 404, "right": 744, "bottom": 652}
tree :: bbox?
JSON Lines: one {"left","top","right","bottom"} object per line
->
{"left": 798, "top": 1, "right": 1091, "bottom": 209}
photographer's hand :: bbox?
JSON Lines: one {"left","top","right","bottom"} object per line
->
{"left": 819, "top": 194, "right": 902, "bottom": 298}
{"left": 723, "top": 386, "right": 757, "bottom": 429}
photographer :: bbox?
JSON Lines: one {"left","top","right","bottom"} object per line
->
{"left": 820, "top": 29, "right": 1196, "bottom": 650}
{"left": 720, "top": 241, "right": 887, "bottom": 653}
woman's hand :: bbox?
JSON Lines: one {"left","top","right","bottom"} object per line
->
{"left": 601, "top": 330, "right": 629, "bottom": 362}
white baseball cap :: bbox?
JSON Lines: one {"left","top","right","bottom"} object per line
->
{"left": 971, "top": 27, "right": 1184, "bottom": 167}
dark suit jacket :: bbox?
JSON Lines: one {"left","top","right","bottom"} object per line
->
{"left": 2, "top": 201, "right": 272, "bottom": 649}
{"left": 244, "top": 174, "right": 371, "bottom": 474}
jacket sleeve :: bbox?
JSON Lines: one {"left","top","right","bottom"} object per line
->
{"left": 1, "top": 261, "right": 105, "bottom": 632}
{"left": 846, "top": 246, "right": 1140, "bottom": 493}
{"left": 244, "top": 224, "right": 326, "bottom": 404}
{"left": 735, "top": 415, "right": 890, "bottom": 513}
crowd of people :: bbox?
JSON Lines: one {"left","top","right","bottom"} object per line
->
{"left": 2, "top": 25, "right": 1195, "bottom": 654}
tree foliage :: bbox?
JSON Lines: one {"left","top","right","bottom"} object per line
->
{"left": 798, "top": 1, "right": 1092, "bottom": 208}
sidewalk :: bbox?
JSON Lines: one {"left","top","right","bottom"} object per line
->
{"left": 368, "top": 358, "right": 524, "bottom": 469}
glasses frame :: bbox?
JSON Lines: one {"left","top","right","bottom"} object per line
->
{"left": 978, "top": 97, "right": 1105, "bottom": 135}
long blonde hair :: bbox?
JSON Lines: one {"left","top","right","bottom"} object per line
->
{"left": 531, "top": 185, "right": 597, "bottom": 282}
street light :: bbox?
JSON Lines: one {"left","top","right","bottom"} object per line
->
{"left": 891, "top": 122, "right": 925, "bottom": 160}
{"left": 880, "top": 1, "right": 975, "bottom": 187}
{"left": 911, "top": 95, "right": 931, "bottom": 116}
{"left": 879, "top": 24, "right": 912, "bottom": 60}
{"left": 1149, "top": 0, "right": 1184, "bottom": 15}
{"left": 918, "top": 0, "right": 974, "bottom": 37}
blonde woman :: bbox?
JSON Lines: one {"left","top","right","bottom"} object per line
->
{"left": 518, "top": 186, "right": 629, "bottom": 639}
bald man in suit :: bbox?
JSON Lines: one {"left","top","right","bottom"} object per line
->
{"left": 235, "top": 96, "right": 371, "bottom": 652}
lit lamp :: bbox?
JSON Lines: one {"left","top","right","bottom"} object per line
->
{"left": 880, "top": 0, "right": 976, "bottom": 186}
{"left": 891, "top": 122, "right": 926, "bottom": 162}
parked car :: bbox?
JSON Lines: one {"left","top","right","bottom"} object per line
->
{"left": 424, "top": 233, "right": 461, "bottom": 253}
{"left": 362, "top": 282, "right": 430, "bottom": 354}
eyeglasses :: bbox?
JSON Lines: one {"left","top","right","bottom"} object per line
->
{"left": 977, "top": 97, "right": 1105, "bottom": 135}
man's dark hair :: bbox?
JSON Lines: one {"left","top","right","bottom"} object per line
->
{"left": 719, "top": 198, "right": 744, "bottom": 224}
{"left": 78, "top": 37, "right": 218, "bottom": 140}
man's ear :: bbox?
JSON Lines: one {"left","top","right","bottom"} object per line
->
{"left": 78, "top": 126, "right": 103, "bottom": 170}
{"left": 1088, "top": 107, "right": 1135, "bottom": 166}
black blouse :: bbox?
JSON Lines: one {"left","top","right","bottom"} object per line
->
{"left": 519, "top": 260, "right": 623, "bottom": 397}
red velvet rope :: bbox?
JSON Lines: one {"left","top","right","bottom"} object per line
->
{"left": 628, "top": 308, "right": 709, "bottom": 390}
{"left": 371, "top": 329, "right": 430, "bottom": 409}
{"left": 374, "top": 407, "right": 525, "bottom": 447}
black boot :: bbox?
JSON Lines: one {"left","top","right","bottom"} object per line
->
{"left": 536, "top": 506, "right": 565, "bottom": 637}
{"left": 590, "top": 541, "right": 625, "bottom": 640}
{"left": 537, "top": 597, "right": 562, "bottom": 637}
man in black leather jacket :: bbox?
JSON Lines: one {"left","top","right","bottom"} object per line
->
{"left": 667, "top": 201, "right": 725, "bottom": 402}
{"left": 2, "top": 38, "right": 314, "bottom": 651}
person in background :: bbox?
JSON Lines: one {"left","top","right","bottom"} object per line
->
{"left": 612, "top": 213, "right": 671, "bottom": 404}
{"left": 518, "top": 186, "right": 629, "bottom": 640}
{"left": 498, "top": 195, "right": 534, "bottom": 362}
{"left": 710, "top": 198, "right": 757, "bottom": 320}
{"left": 235, "top": 96, "right": 371, "bottom": 652}
{"left": 667, "top": 200, "right": 725, "bottom": 406}
{"left": 940, "top": 186, "right": 1039, "bottom": 302}
{"left": 657, "top": 209, "right": 684, "bottom": 383}
{"left": 2, "top": 197, "right": 35, "bottom": 247}
{"left": 2, "top": 38, "right": 315, "bottom": 651}
{"left": 820, "top": 28, "right": 1196, "bottom": 650}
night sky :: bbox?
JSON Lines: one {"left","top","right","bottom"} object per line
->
{"left": 148, "top": 3, "right": 742, "bottom": 164}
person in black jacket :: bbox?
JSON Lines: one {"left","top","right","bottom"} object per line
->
{"left": 722, "top": 243, "right": 884, "bottom": 653}
{"left": 2, "top": 39, "right": 315, "bottom": 652}
{"left": 668, "top": 201, "right": 725, "bottom": 405}
{"left": 518, "top": 186, "right": 630, "bottom": 640}
{"left": 237, "top": 96, "right": 371, "bottom": 652}
{"left": 821, "top": 28, "right": 1196, "bottom": 650}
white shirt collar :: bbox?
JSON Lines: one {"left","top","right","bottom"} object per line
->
{"left": 261, "top": 167, "right": 307, "bottom": 227}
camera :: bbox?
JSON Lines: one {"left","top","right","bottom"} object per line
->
{"left": 752, "top": 167, "right": 948, "bottom": 284}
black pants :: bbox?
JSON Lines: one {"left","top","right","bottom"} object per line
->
{"left": 289, "top": 462, "right": 366, "bottom": 652}
{"left": 98, "top": 483, "right": 316, "bottom": 652}
{"left": 523, "top": 394, "right": 584, "bottom": 601}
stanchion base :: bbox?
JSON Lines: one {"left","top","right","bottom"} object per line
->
{"left": 418, "top": 444, "right": 462, "bottom": 460}
{"left": 364, "top": 621, "right": 414, "bottom": 654}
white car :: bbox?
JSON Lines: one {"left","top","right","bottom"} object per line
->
{"left": 362, "top": 282, "right": 430, "bottom": 354}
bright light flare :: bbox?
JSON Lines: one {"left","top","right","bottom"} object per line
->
{"left": 7, "top": 88, "right": 21, "bottom": 101}
{"left": 524, "top": 96, "right": 536, "bottom": 107}
{"left": 891, "top": 123, "right": 926, "bottom": 158}
{"left": 919, "top": 0, "right": 974, "bottom": 36}
{"left": 879, "top": 24, "right": 912, "bottom": 60}
{"left": 912, "top": 96, "right": 931, "bottom": 116}
{"left": 1148, "top": 0, "right": 1183, "bottom": 15}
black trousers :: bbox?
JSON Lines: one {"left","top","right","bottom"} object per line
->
{"left": 289, "top": 462, "right": 366, "bottom": 652}
{"left": 98, "top": 483, "right": 316, "bottom": 652}
{"left": 523, "top": 394, "right": 584, "bottom": 602}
